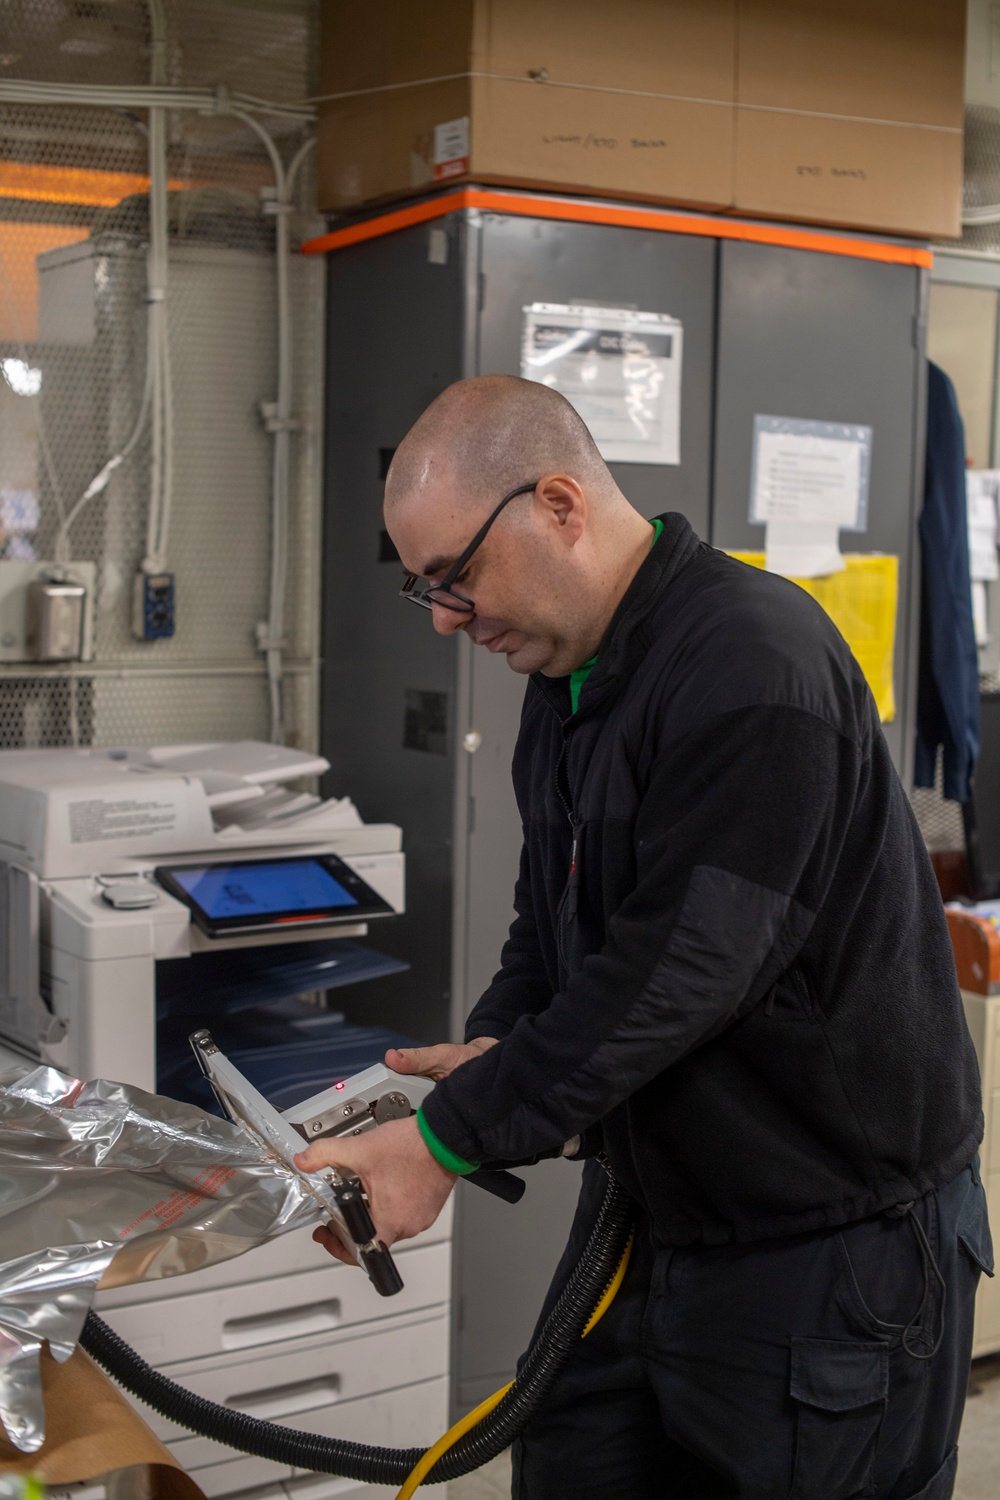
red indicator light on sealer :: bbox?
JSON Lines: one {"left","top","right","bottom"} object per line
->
{"left": 335, "top": 1081, "right": 345, "bottom": 1090}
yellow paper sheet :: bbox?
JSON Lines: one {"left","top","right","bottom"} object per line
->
{"left": 728, "top": 553, "right": 899, "bottom": 723}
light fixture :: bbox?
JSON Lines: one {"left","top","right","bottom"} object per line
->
{"left": 1, "top": 359, "right": 43, "bottom": 397}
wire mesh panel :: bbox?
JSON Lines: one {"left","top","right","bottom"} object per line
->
{"left": 0, "top": 0, "right": 323, "bottom": 751}
{"left": 962, "top": 106, "right": 1000, "bottom": 256}
{"left": 910, "top": 774, "right": 965, "bottom": 855}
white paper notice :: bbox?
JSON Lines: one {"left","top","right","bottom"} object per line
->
{"left": 521, "top": 303, "right": 683, "bottom": 466}
{"left": 433, "top": 116, "right": 469, "bottom": 179}
{"left": 966, "top": 470, "right": 1000, "bottom": 583}
{"left": 763, "top": 520, "right": 846, "bottom": 578}
{"left": 973, "top": 579, "right": 990, "bottom": 647}
{"left": 750, "top": 416, "right": 872, "bottom": 579}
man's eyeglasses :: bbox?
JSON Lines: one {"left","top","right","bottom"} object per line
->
{"left": 399, "top": 481, "right": 538, "bottom": 613}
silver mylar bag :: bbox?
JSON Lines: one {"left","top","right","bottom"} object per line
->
{"left": 0, "top": 1065, "right": 325, "bottom": 1455}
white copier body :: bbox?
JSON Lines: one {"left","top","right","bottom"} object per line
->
{"left": 0, "top": 741, "right": 403, "bottom": 1086}
{"left": 0, "top": 742, "right": 452, "bottom": 1500}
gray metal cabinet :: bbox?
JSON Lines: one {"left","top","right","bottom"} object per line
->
{"left": 711, "top": 241, "right": 926, "bottom": 774}
{"left": 321, "top": 203, "right": 926, "bottom": 1416}
{"left": 476, "top": 211, "right": 718, "bottom": 532}
{"left": 452, "top": 213, "right": 718, "bottom": 1406}
{"left": 322, "top": 205, "right": 718, "bottom": 1415}
{"left": 322, "top": 218, "right": 470, "bottom": 1048}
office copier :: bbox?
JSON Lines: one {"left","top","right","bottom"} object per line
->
{"left": 0, "top": 741, "right": 453, "bottom": 1500}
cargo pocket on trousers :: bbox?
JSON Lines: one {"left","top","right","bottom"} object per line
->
{"left": 789, "top": 1337, "right": 888, "bottom": 1499}
{"left": 957, "top": 1171, "right": 995, "bottom": 1278}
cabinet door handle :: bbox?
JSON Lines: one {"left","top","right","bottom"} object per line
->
{"left": 221, "top": 1298, "right": 341, "bottom": 1350}
{"left": 226, "top": 1374, "right": 341, "bottom": 1420}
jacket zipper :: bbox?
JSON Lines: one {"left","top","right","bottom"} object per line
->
{"left": 555, "top": 726, "right": 578, "bottom": 865}
{"left": 555, "top": 725, "right": 579, "bottom": 968}
{"left": 554, "top": 723, "right": 575, "bottom": 828}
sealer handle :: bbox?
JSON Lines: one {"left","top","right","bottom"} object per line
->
{"left": 466, "top": 1166, "right": 526, "bottom": 1203}
{"left": 360, "top": 1242, "right": 405, "bottom": 1297}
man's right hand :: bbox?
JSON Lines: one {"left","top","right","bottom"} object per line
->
{"left": 386, "top": 1036, "right": 498, "bottom": 1082}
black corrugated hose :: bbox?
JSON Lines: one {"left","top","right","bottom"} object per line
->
{"left": 80, "top": 1169, "right": 634, "bottom": 1487}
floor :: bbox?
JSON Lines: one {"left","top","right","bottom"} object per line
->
{"left": 448, "top": 1453, "right": 511, "bottom": 1500}
{"left": 446, "top": 1357, "right": 1000, "bottom": 1500}
{"left": 956, "top": 1354, "right": 1000, "bottom": 1499}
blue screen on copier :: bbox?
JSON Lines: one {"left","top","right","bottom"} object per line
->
{"left": 171, "top": 860, "right": 359, "bottom": 920}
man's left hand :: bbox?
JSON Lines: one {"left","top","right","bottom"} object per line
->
{"left": 293, "top": 1114, "right": 457, "bottom": 1267}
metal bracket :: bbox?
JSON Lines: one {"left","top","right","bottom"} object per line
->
{"left": 290, "top": 1089, "right": 411, "bottom": 1144}
{"left": 259, "top": 401, "right": 301, "bottom": 434}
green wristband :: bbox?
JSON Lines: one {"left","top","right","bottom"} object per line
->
{"left": 416, "top": 1106, "right": 478, "bottom": 1176}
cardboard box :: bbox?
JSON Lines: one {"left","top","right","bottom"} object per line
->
{"left": 317, "top": 0, "right": 737, "bottom": 213}
{"left": 0, "top": 1344, "right": 206, "bottom": 1500}
{"left": 734, "top": 0, "right": 966, "bottom": 239}
{"left": 317, "top": 0, "right": 966, "bottom": 241}
{"left": 945, "top": 907, "right": 1000, "bottom": 995}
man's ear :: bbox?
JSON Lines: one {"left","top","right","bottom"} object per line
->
{"left": 534, "top": 473, "right": 587, "bottom": 543}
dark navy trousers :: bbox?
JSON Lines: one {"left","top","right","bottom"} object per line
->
{"left": 513, "top": 1160, "right": 993, "bottom": 1499}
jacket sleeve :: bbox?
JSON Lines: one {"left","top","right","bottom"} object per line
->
{"left": 463, "top": 841, "right": 555, "bottom": 1043}
{"left": 421, "top": 702, "right": 864, "bottom": 1165}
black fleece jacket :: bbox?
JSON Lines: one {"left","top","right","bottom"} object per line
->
{"left": 420, "top": 514, "right": 983, "bottom": 1245}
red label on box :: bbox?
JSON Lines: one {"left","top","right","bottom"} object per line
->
{"left": 435, "top": 158, "right": 468, "bottom": 180}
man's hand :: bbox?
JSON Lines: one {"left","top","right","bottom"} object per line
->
{"left": 385, "top": 1035, "right": 498, "bottom": 1081}
{"left": 294, "top": 1114, "right": 457, "bottom": 1267}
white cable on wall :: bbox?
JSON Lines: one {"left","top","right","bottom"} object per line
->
{"left": 52, "top": 358, "right": 153, "bottom": 565}
{"left": 141, "top": 0, "right": 172, "bottom": 576}
{"left": 233, "top": 109, "right": 296, "bottom": 744}
{"left": 53, "top": 0, "right": 173, "bottom": 572}
{"left": 258, "top": 136, "right": 315, "bottom": 744}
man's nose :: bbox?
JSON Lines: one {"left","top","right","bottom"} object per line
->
{"left": 431, "top": 601, "right": 470, "bottom": 636}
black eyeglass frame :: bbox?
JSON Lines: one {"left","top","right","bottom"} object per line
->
{"left": 399, "top": 480, "right": 539, "bottom": 613}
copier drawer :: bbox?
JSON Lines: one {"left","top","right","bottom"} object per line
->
{"left": 170, "top": 1449, "right": 291, "bottom": 1498}
{"left": 96, "top": 1199, "right": 454, "bottom": 1308}
{"left": 97, "top": 1241, "right": 450, "bottom": 1364}
{"left": 135, "top": 1307, "right": 449, "bottom": 1445}
{"left": 166, "top": 1375, "right": 449, "bottom": 1496}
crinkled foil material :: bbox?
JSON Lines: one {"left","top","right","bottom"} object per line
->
{"left": 0, "top": 1065, "right": 326, "bottom": 1454}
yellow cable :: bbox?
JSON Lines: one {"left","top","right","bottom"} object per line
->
{"left": 392, "top": 1380, "right": 515, "bottom": 1500}
{"left": 393, "top": 1231, "right": 634, "bottom": 1499}
{"left": 580, "top": 1229, "right": 634, "bottom": 1338}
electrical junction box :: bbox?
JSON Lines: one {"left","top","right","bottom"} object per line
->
{"left": 0, "top": 561, "right": 95, "bottom": 662}
{"left": 132, "top": 571, "right": 176, "bottom": 640}
{"left": 27, "top": 577, "right": 87, "bottom": 661}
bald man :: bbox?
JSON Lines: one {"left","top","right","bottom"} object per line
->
{"left": 297, "top": 377, "right": 990, "bottom": 1499}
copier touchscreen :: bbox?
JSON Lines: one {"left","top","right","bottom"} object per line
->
{"left": 155, "top": 855, "right": 393, "bottom": 935}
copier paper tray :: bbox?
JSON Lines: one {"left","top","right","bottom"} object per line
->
{"left": 155, "top": 940, "right": 415, "bottom": 1114}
